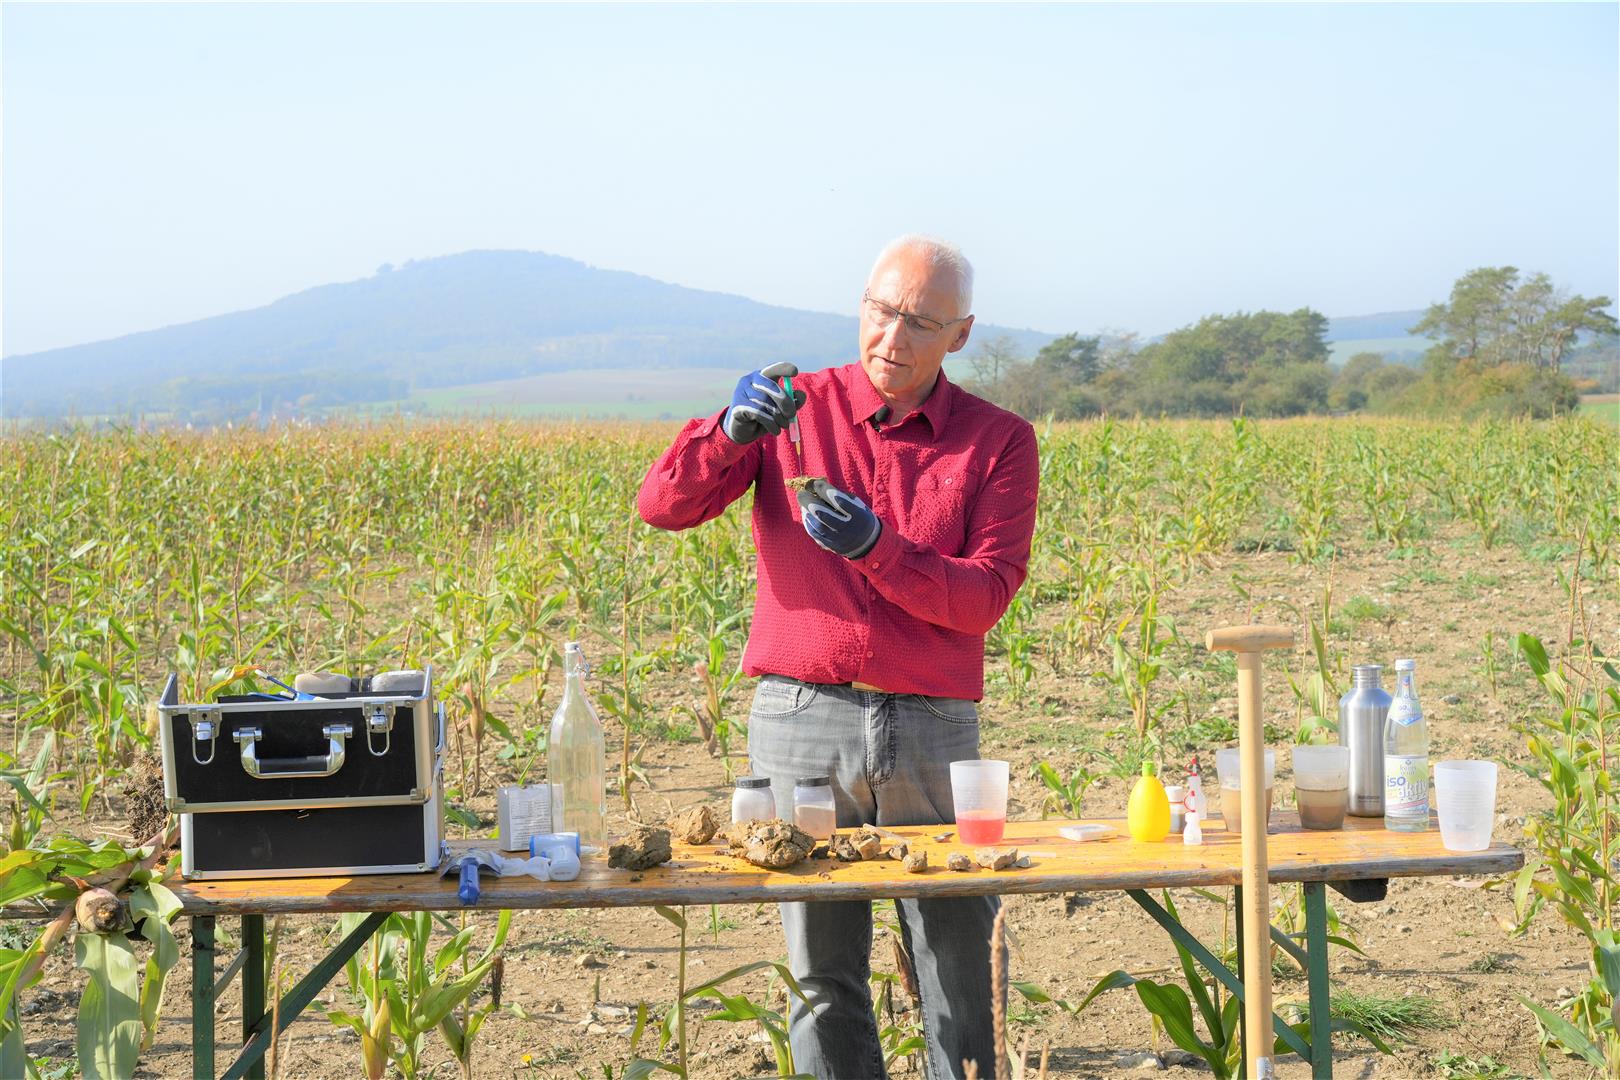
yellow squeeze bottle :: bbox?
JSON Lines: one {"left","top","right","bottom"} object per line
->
{"left": 1127, "top": 761, "right": 1172, "bottom": 842}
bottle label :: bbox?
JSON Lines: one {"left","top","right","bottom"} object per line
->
{"left": 1389, "top": 697, "right": 1422, "bottom": 727}
{"left": 1384, "top": 754, "right": 1428, "bottom": 814}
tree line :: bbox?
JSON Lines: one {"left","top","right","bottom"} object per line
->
{"left": 964, "top": 267, "right": 1617, "bottom": 420}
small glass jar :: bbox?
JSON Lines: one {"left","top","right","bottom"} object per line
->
{"left": 792, "top": 775, "right": 837, "bottom": 840}
{"left": 731, "top": 776, "right": 775, "bottom": 825}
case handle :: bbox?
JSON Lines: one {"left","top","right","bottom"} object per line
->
{"left": 233, "top": 723, "right": 352, "bottom": 779}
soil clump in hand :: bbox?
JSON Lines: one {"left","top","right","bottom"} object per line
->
{"left": 728, "top": 819, "right": 817, "bottom": 869}
{"left": 785, "top": 475, "right": 826, "bottom": 493}
{"left": 666, "top": 804, "right": 720, "bottom": 845}
{"left": 608, "top": 826, "right": 673, "bottom": 870}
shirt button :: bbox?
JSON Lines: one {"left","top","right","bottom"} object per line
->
{"left": 870, "top": 560, "right": 881, "bottom": 569}
{"left": 867, "top": 651, "right": 874, "bottom": 658}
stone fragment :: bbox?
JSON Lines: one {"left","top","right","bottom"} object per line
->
{"left": 607, "top": 826, "right": 672, "bottom": 870}
{"left": 975, "top": 847, "right": 1018, "bottom": 871}
{"left": 830, "top": 833, "right": 862, "bottom": 862}
{"left": 852, "top": 825, "right": 885, "bottom": 860}
{"left": 666, "top": 805, "right": 720, "bottom": 845}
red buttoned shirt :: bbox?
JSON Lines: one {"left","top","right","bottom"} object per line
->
{"left": 636, "top": 363, "right": 1039, "bottom": 700}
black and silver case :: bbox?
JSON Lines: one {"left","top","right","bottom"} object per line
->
{"left": 157, "top": 669, "right": 446, "bottom": 880}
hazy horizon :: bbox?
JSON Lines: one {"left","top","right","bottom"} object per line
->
{"left": 4, "top": 3, "right": 1616, "bottom": 358}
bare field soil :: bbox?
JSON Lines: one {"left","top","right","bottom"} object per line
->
{"left": 15, "top": 522, "right": 1606, "bottom": 1080}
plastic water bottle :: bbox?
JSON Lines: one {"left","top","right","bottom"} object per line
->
{"left": 549, "top": 642, "right": 606, "bottom": 851}
{"left": 1383, "top": 658, "right": 1429, "bottom": 832}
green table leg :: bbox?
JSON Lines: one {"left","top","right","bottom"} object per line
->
{"left": 1234, "top": 885, "right": 1247, "bottom": 1079}
{"left": 242, "top": 915, "right": 265, "bottom": 1080}
{"left": 192, "top": 916, "right": 215, "bottom": 1080}
{"left": 219, "top": 911, "right": 389, "bottom": 1080}
{"left": 1305, "top": 882, "right": 1332, "bottom": 1079}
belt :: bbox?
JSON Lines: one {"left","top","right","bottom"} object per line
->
{"left": 850, "top": 680, "right": 889, "bottom": 693}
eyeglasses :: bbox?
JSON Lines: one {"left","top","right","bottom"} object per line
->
{"left": 862, "top": 292, "right": 967, "bottom": 340}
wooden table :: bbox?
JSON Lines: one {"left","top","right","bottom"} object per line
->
{"left": 175, "top": 814, "right": 1521, "bottom": 1080}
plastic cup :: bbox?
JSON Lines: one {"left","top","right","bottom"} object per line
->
{"left": 951, "top": 760, "right": 1010, "bottom": 845}
{"left": 1434, "top": 760, "right": 1497, "bottom": 852}
{"left": 1292, "top": 745, "right": 1350, "bottom": 830}
{"left": 1215, "top": 748, "right": 1275, "bottom": 832}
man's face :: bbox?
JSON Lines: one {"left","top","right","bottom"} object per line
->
{"left": 859, "top": 249, "right": 974, "bottom": 407}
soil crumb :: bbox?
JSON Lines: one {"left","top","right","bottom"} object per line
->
{"left": 785, "top": 475, "right": 825, "bottom": 492}
{"left": 728, "top": 819, "right": 817, "bottom": 869}
{"left": 608, "top": 826, "right": 673, "bottom": 870}
{"left": 666, "top": 805, "right": 719, "bottom": 845}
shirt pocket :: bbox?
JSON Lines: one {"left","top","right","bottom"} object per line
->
{"left": 905, "top": 468, "right": 984, "bottom": 553}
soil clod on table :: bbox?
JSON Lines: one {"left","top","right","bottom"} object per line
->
{"left": 946, "top": 852, "right": 974, "bottom": 872}
{"left": 665, "top": 804, "right": 720, "bottom": 845}
{"left": 975, "top": 847, "right": 1019, "bottom": 871}
{"left": 608, "top": 826, "right": 673, "bottom": 870}
{"left": 727, "top": 819, "right": 817, "bottom": 869}
{"left": 902, "top": 850, "right": 928, "bottom": 873}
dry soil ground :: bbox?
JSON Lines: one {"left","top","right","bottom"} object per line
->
{"left": 15, "top": 519, "right": 1609, "bottom": 1080}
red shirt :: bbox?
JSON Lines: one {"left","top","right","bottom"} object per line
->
{"left": 637, "top": 363, "right": 1039, "bottom": 700}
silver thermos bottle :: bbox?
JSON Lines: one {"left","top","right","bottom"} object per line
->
{"left": 1339, "top": 664, "right": 1392, "bottom": 817}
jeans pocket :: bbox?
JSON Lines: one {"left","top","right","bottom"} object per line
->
{"left": 918, "top": 695, "right": 979, "bottom": 726}
{"left": 749, "top": 676, "right": 819, "bottom": 718}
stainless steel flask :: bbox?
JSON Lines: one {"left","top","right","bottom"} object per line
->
{"left": 1339, "top": 664, "right": 1392, "bottom": 817}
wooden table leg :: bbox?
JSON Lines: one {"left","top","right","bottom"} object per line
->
{"left": 242, "top": 914, "right": 265, "bottom": 1080}
{"left": 192, "top": 916, "right": 215, "bottom": 1080}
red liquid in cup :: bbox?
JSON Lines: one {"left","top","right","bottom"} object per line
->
{"left": 957, "top": 809, "right": 1006, "bottom": 844}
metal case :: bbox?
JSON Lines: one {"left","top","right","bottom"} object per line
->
{"left": 158, "top": 669, "right": 437, "bottom": 813}
{"left": 179, "top": 790, "right": 446, "bottom": 879}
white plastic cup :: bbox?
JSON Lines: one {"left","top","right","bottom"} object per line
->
{"left": 1215, "top": 748, "right": 1275, "bottom": 791}
{"left": 1291, "top": 745, "right": 1349, "bottom": 789}
{"left": 950, "top": 760, "right": 1010, "bottom": 844}
{"left": 1434, "top": 760, "right": 1498, "bottom": 852}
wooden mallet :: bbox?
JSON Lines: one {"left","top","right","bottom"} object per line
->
{"left": 1206, "top": 624, "right": 1295, "bottom": 1079}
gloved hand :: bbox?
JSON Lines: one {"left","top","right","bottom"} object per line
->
{"left": 723, "top": 361, "right": 806, "bottom": 445}
{"left": 797, "top": 479, "right": 882, "bottom": 559}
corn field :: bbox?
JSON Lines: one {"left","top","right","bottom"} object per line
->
{"left": 0, "top": 414, "right": 1615, "bottom": 1077}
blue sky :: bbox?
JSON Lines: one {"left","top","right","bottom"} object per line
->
{"left": 3, "top": 2, "right": 1616, "bottom": 357}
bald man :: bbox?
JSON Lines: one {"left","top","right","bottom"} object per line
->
{"left": 638, "top": 236, "right": 1039, "bottom": 1079}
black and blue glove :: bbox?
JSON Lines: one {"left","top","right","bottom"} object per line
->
{"left": 723, "top": 361, "right": 806, "bottom": 445}
{"left": 797, "top": 479, "right": 882, "bottom": 560}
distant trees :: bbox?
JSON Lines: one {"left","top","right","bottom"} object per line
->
{"left": 1410, "top": 267, "right": 1616, "bottom": 371}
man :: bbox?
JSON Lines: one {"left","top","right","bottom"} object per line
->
{"left": 637, "top": 235, "right": 1039, "bottom": 1079}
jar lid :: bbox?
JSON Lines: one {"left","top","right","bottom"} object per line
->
{"left": 1394, "top": 658, "right": 1415, "bottom": 670}
{"left": 794, "top": 775, "right": 831, "bottom": 787}
{"left": 734, "top": 776, "right": 772, "bottom": 789}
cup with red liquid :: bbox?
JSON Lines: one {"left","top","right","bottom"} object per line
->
{"left": 951, "top": 759, "right": 1010, "bottom": 844}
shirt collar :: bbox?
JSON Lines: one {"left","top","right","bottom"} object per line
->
{"left": 847, "top": 364, "right": 953, "bottom": 441}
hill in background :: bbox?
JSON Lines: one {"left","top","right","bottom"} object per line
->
{"left": 1, "top": 250, "right": 1436, "bottom": 423}
{"left": 1, "top": 250, "right": 1057, "bottom": 422}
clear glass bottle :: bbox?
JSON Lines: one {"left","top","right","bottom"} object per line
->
{"left": 548, "top": 642, "right": 606, "bottom": 850}
{"left": 1383, "top": 658, "right": 1429, "bottom": 832}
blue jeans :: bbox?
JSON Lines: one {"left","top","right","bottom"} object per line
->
{"left": 747, "top": 676, "right": 1000, "bottom": 1080}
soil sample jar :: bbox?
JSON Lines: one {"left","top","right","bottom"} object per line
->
{"left": 793, "top": 776, "right": 837, "bottom": 840}
{"left": 731, "top": 776, "right": 775, "bottom": 826}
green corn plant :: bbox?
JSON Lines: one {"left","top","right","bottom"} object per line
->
{"left": 1031, "top": 760, "right": 1101, "bottom": 819}
{"left": 1510, "top": 614, "right": 1619, "bottom": 1074}
{"left": 324, "top": 908, "right": 512, "bottom": 1080}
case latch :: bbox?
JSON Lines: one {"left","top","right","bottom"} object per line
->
{"left": 190, "top": 708, "right": 220, "bottom": 765}
{"left": 235, "top": 723, "right": 353, "bottom": 779}
{"left": 364, "top": 703, "right": 393, "bottom": 757}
